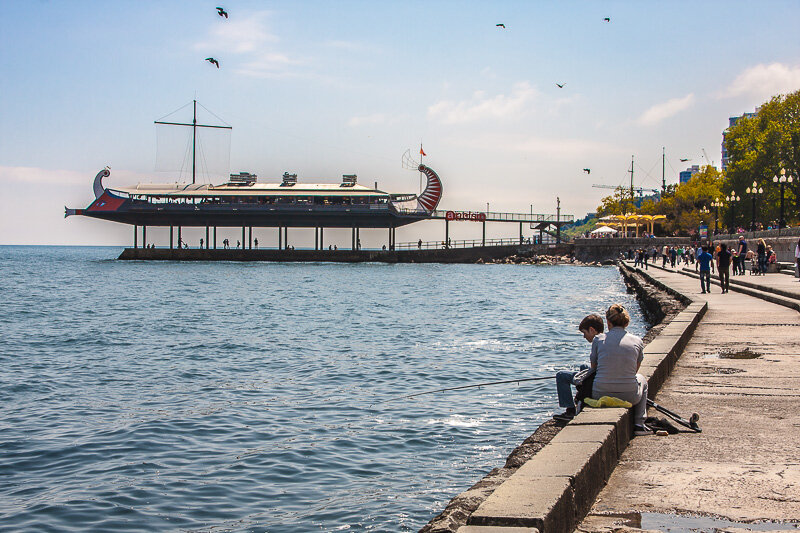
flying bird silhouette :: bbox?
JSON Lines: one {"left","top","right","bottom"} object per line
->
{"left": 496, "top": 23, "right": 506, "bottom": 28}
{"left": 556, "top": 83, "right": 565, "bottom": 88}
{"left": 205, "top": 57, "right": 220, "bottom": 68}
{"left": 216, "top": 7, "right": 228, "bottom": 18}
{"left": 603, "top": 17, "right": 610, "bottom": 22}
{"left": 680, "top": 158, "right": 690, "bottom": 162}
{"left": 583, "top": 168, "right": 591, "bottom": 174}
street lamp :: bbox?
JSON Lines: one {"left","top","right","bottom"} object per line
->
{"left": 710, "top": 198, "right": 723, "bottom": 235}
{"left": 745, "top": 181, "right": 764, "bottom": 231}
{"left": 773, "top": 169, "right": 794, "bottom": 229}
{"left": 725, "top": 190, "right": 740, "bottom": 231}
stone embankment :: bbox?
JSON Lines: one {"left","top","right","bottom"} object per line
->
{"left": 420, "top": 263, "right": 702, "bottom": 533}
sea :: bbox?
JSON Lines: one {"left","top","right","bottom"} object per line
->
{"left": 0, "top": 246, "right": 646, "bottom": 532}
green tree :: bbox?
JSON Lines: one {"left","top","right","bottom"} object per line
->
{"left": 724, "top": 91, "right": 800, "bottom": 227}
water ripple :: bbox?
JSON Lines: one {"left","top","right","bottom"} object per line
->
{"left": 0, "top": 246, "right": 645, "bottom": 532}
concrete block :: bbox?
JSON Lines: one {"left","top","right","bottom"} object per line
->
{"left": 457, "top": 527, "right": 539, "bottom": 533}
{"left": 513, "top": 440, "right": 615, "bottom": 518}
{"left": 469, "top": 475, "right": 575, "bottom": 533}
{"left": 550, "top": 424, "right": 618, "bottom": 477}
{"left": 570, "top": 408, "right": 631, "bottom": 457}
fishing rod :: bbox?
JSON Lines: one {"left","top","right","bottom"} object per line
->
{"left": 374, "top": 375, "right": 555, "bottom": 405}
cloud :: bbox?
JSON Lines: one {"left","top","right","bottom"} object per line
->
{"left": 638, "top": 93, "right": 695, "bottom": 126}
{"left": 722, "top": 63, "right": 800, "bottom": 100}
{"left": 448, "top": 133, "right": 621, "bottom": 157}
{"left": 347, "top": 113, "right": 388, "bottom": 127}
{"left": 236, "top": 52, "right": 301, "bottom": 78}
{"left": 194, "top": 11, "right": 299, "bottom": 78}
{"left": 0, "top": 166, "right": 156, "bottom": 187}
{"left": 194, "top": 12, "right": 278, "bottom": 54}
{"left": 428, "top": 82, "right": 538, "bottom": 124}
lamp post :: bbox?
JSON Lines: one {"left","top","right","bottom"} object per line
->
{"left": 725, "top": 190, "right": 740, "bottom": 232}
{"left": 700, "top": 206, "right": 710, "bottom": 239}
{"left": 711, "top": 198, "right": 723, "bottom": 235}
{"left": 773, "top": 169, "right": 794, "bottom": 229}
{"left": 745, "top": 181, "right": 764, "bottom": 231}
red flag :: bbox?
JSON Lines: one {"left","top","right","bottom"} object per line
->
{"left": 419, "top": 145, "right": 427, "bottom": 156}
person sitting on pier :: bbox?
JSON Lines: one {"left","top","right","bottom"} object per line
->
{"left": 591, "top": 304, "right": 651, "bottom": 436}
{"left": 553, "top": 314, "right": 604, "bottom": 421}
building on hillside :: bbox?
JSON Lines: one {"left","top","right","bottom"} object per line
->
{"left": 679, "top": 165, "right": 701, "bottom": 184}
{"left": 722, "top": 109, "right": 759, "bottom": 170}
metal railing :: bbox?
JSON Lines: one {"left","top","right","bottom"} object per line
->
{"left": 392, "top": 207, "right": 573, "bottom": 224}
{"left": 396, "top": 235, "right": 558, "bottom": 250}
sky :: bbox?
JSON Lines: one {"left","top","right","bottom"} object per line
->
{"left": 2, "top": 0, "right": 800, "bottom": 246}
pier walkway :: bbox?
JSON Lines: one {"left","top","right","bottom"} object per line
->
{"left": 579, "top": 264, "right": 800, "bottom": 531}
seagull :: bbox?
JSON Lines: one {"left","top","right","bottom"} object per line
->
{"left": 216, "top": 7, "right": 228, "bottom": 18}
{"left": 556, "top": 83, "right": 565, "bottom": 88}
{"left": 205, "top": 57, "right": 220, "bottom": 68}
{"left": 583, "top": 168, "right": 591, "bottom": 174}
{"left": 680, "top": 158, "right": 690, "bottom": 162}
{"left": 496, "top": 23, "right": 505, "bottom": 28}
{"left": 603, "top": 17, "right": 610, "bottom": 22}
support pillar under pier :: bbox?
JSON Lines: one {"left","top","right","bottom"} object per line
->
{"left": 320, "top": 227, "right": 324, "bottom": 250}
{"left": 143, "top": 226, "right": 147, "bottom": 248}
{"left": 206, "top": 226, "right": 209, "bottom": 249}
{"left": 134, "top": 225, "right": 138, "bottom": 249}
{"left": 178, "top": 226, "right": 182, "bottom": 248}
{"left": 278, "top": 227, "right": 282, "bottom": 250}
{"left": 170, "top": 226, "right": 174, "bottom": 250}
{"left": 445, "top": 219, "right": 450, "bottom": 248}
{"left": 242, "top": 226, "right": 246, "bottom": 250}
{"left": 248, "top": 227, "right": 252, "bottom": 250}
{"left": 284, "top": 227, "right": 288, "bottom": 249}
{"left": 482, "top": 220, "right": 485, "bottom": 246}
{"left": 213, "top": 227, "right": 217, "bottom": 249}
{"left": 315, "top": 227, "right": 319, "bottom": 250}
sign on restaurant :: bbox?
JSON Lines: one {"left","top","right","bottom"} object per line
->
{"left": 445, "top": 211, "right": 487, "bottom": 222}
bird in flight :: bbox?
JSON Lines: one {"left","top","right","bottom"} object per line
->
{"left": 583, "top": 168, "right": 591, "bottom": 174}
{"left": 680, "top": 158, "right": 690, "bottom": 162}
{"left": 556, "top": 83, "right": 565, "bottom": 88}
{"left": 603, "top": 17, "right": 610, "bottom": 22}
{"left": 217, "top": 7, "right": 228, "bottom": 18}
{"left": 205, "top": 57, "right": 220, "bottom": 68}
{"left": 496, "top": 23, "right": 506, "bottom": 28}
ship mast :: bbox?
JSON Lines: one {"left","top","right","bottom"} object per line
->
{"left": 154, "top": 100, "right": 232, "bottom": 184}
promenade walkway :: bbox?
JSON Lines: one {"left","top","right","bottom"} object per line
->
{"left": 579, "top": 264, "right": 800, "bottom": 531}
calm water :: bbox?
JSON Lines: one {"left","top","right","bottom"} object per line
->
{"left": 0, "top": 246, "right": 645, "bottom": 532}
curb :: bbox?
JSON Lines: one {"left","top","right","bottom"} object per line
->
{"left": 463, "top": 263, "right": 705, "bottom": 533}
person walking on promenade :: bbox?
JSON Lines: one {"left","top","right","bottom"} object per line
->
{"left": 716, "top": 243, "right": 731, "bottom": 293}
{"left": 737, "top": 235, "right": 748, "bottom": 275}
{"left": 757, "top": 238, "right": 768, "bottom": 275}
{"left": 553, "top": 314, "right": 605, "bottom": 421}
{"left": 670, "top": 246, "right": 677, "bottom": 268}
{"left": 698, "top": 245, "right": 714, "bottom": 293}
{"left": 591, "top": 304, "right": 650, "bottom": 435}
{"left": 795, "top": 237, "right": 800, "bottom": 280}
{"left": 662, "top": 245, "right": 669, "bottom": 267}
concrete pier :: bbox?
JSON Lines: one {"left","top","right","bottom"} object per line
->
{"left": 579, "top": 263, "right": 800, "bottom": 531}
{"left": 118, "top": 243, "right": 573, "bottom": 263}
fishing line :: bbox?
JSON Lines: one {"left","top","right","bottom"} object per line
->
{"left": 373, "top": 375, "right": 556, "bottom": 406}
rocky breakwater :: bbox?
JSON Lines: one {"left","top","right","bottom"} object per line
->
{"left": 480, "top": 254, "right": 615, "bottom": 266}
